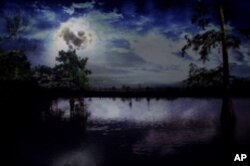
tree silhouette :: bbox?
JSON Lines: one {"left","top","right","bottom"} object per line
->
{"left": 0, "top": 50, "right": 31, "bottom": 82}
{"left": 182, "top": 0, "right": 239, "bottom": 125}
{"left": 54, "top": 50, "right": 91, "bottom": 90}
{"left": 34, "top": 50, "right": 91, "bottom": 90}
{"left": 33, "top": 65, "right": 54, "bottom": 88}
{"left": 183, "top": 63, "right": 223, "bottom": 88}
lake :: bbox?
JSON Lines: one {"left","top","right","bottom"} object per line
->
{"left": 11, "top": 98, "right": 250, "bottom": 166}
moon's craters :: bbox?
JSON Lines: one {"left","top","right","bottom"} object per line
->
{"left": 59, "top": 27, "right": 93, "bottom": 50}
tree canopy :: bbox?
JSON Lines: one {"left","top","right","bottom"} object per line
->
{"left": 54, "top": 50, "right": 91, "bottom": 90}
{"left": 34, "top": 50, "right": 91, "bottom": 90}
{"left": 182, "top": 1, "right": 240, "bottom": 62}
{"left": 0, "top": 50, "right": 32, "bottom": 82}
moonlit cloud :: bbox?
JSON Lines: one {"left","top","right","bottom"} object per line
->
{"left": 32, "top": 3, "right": 57, "bottom": 22}
{"left": 63, "top": 1, "right": 96, "bottom": 15}
{"left": 37, "top": 8, "right": 56, "bottom": 21}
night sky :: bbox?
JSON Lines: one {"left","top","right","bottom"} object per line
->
{"left": 1, "top": 0, "right": 250, "bottom": 87}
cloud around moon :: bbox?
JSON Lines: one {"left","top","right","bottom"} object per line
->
{"left": 59, "top": 26, "right": 93, "bottom": 50}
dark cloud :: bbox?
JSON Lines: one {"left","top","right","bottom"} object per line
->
{"left": 33, "top": 20, "right": 56, "bottom": 30}
{"left": 0, "top": 37, "right": 47, "bottom": 65}
{"left": 104, "top": 39, "right": 146, "bottom": 67}
{"left": 232, "top": 50, "right": 244, "bottom": 62}
{"left": 106, "top": 51, "right": 145, "bottom": 67}
{"left": 0, "top": 37, "right": 41, "bottom": 52}
{"left": 231, "top": 65, "right": 250, "bottom": 78}
{"left": 173, "top": 51, "right": 195, "bottom": 61}
{"left": 111, "top": 39, "right": 130, "bottom": 49}
{"left": 164, "top": 31, "right": 181, "bottom": 41}
{"left": 88, "top": 63, "right": 129, "bottom": 75}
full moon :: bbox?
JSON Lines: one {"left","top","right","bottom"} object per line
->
{"left": 46, "top": 17, "right": 101, "bottom": 66}
{"left": 53, "top": 18, "right": 97, "bottom": 52}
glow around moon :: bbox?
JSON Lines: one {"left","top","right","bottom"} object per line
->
{"left": 53, "top": 17, "right": 98, "bottom": 52}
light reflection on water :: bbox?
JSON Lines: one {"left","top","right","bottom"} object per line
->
{"left": 52, "top": 98, "right": 221, "bottom": 126}
{"left": 49, "top": 98, "right": 250, "bottom": 166}
{"left": 53, "top": 150, "right": 97, "bottom": 166}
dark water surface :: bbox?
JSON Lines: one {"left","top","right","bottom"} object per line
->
{"left": 11, "top": 98, "right": 250, "bottom": 166}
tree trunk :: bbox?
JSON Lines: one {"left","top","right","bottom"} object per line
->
{"left": 219, "top": 5, "right": 235, "bottom": 126}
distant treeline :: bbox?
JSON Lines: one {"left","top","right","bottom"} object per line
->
{"left": 6, "top": 84, "right": 247, "bottom": 98}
